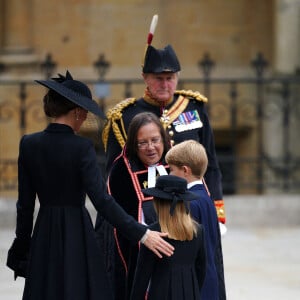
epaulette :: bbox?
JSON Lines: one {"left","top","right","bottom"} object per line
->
{"left": 174, "top": 89, "right": 208, "bottom": 103}
{"left": 102, "top": 98, "right": 136, "bottom": 150}
{"left": 106, "top": 97, "right": 137, "bottom": 120}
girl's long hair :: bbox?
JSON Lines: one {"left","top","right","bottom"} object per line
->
{"left": 154, "top": 198, "right": 198, "bottom": 241}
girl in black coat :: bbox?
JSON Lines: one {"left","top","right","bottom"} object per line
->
{"left": 130, "top": 175, "right": 207, "bottom": 300}
{"left": 6, "top": 71, "right": 173, "bottom": 300}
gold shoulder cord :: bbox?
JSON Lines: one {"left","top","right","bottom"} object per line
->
{"left": 174, "top": 89, "right": 208, "bottom": 103}
{"left": 102, "top": 98, "right": 136, "bottom": 151}
{"left": 160, "top": 90, "right": 208, "bottom": 129}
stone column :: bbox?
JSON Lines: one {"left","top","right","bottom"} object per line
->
{"left": 264, "top": 0, "right": 300, "bottom": 193}
{"left": 0, "top": 0, "right": 39, "bottom": 76}
{"left": 1, "top": 0, "right": 32, "bottom": 53}
{"left": 274, "top": 0, "right": 300, "bottom": 73}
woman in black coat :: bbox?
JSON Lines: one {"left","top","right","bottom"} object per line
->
{"left": 6, "top": 71, "right": 174, "bottom": 300}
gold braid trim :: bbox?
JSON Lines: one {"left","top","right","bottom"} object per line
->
{"left": 175, "top": 89, "right": 208, "bottom": 103}
{"left": 102, "top": 119, "right": 111, "bottom": 151}
{"left": 102, "top": 98, "right": 137, "bottom": 150}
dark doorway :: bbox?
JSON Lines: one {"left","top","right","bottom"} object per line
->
{"left": 216, "top": 146, "right": 235, "bottom": 195}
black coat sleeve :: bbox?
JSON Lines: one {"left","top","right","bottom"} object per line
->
{"left": 16, "top": 136, "right": 36, "bottom": 241}
{"left": 7, "top": 136, "right": 35, "bottom": 279}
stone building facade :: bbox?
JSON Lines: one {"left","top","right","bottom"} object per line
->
{"left": 0, "top": 0, "right": 299, "bottom": 197}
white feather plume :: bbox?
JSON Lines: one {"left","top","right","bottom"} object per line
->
{"left": 149, "top": 14, "right": 158, "bottom": 35}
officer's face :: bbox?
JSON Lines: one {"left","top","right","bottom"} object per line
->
{"left": 143, "top": 72, "right": 178, "bottom": 102}
{"left": 136, "top": 122, "right": 164, "bottom": 166}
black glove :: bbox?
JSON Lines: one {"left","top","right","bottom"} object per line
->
{"left": 7, "top": 237, "right": 31, "bottom": 279}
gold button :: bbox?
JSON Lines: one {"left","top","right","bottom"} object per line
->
{"left": 218, "top": 209, "right": 224, "bottom": 217}
{"left": 168, "top": 130, "right": 174, "bottom": 136}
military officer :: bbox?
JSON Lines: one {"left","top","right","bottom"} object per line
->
{"left": 101, "top": 41, "right": 226, "bottom": 227}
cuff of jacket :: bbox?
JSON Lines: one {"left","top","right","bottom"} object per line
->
{"left": 6, "top": 237, "right": 31, "bottom": 279}
{"left": 214, "top": 199, "right": 226, "bottom": 224}
{"left": 140, "top": 229, "right": 150, "bottom": 244}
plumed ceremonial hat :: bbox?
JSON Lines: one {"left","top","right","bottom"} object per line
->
{"left": 142, "top": 45, "right": 181, "bottom": 73}
{"left": 142, "top": 175, "right": 197, "bottom": 215}
{"left": 142, "top": 15, "right": 181, "bottom": 74}
{"left": 35, "top": 71, "right": 105, "bottom": 118}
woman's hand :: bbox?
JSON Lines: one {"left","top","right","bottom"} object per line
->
{"left": 142, "top": 230, "right": 174, "bottom": 258}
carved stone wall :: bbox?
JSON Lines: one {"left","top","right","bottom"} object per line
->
{"left": 2, "top": 0, "right": 300, "bottom": 197}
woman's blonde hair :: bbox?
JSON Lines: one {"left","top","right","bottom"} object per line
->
{"left": 154, "top": 198, "right": 198, "bottom": 241}
{"left": 165, "top": 140, "right": 208, "bottom": 179}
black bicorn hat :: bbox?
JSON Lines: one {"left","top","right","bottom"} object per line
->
{"left": 35, "top": 71, "right": 105, "bottom": 118}
{"left": 142, "top": 44, "right": 181, "bottom": 74}
{"left": 142, "top": 15, "right": 181, "bottom": 74}
{"left": 142, "top": 175, "right": 197, "bottom": 215}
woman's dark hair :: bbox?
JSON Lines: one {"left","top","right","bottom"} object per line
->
{"left": 43, "top": 89, "right": 78, "bottom": 118}
{"left": 125, "top": 112, "right": 170, "bottom": 160}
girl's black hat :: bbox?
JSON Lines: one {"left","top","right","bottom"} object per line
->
{"left": 142, "top": 175, "right": 197, "bottom": 215}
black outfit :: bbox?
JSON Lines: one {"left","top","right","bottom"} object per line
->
{"left": 104, "top": 92, "right": 222, "bottom": 203}
{"left": 8, "top": 123, "right": 146, "bottom": 300}
{"left": 130, "top": 222, "right": 206, "bottom": 300}
{"left": 95, "top": 153, "right": 169, "bottom": 300}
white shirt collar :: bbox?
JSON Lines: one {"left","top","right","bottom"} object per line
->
{"left": 187, "top": 180, "right": 203, "bottom": 189}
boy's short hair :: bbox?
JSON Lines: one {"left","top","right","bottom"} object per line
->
{"left": 165, "top": 140, "right": 208, "bottom": 179}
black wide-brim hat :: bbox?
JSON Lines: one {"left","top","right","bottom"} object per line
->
{"left": 142, "top": 175, "right": 197, "bottom": 201}
{"left": 142, "top": 45, "right": 181, "bottom": 73}
{"left": 143, "top": 175, "right": 197, "bottom": 215}
{"left": 35, "top": 71, "right": 105, "bottom": 119}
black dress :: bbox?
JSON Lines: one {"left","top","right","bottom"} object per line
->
{"left": 130, "top": 222, "right": 207, "bottom": 300}
{"left": 10, "top": 123, "right": 146, "bottom": 300}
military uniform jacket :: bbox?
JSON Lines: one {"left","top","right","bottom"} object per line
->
{"left": 130, "top": 222, "right": 206, "bottom": 300}
{"left": 10, "top": 123, "right": 146, "bottom": 300}
{"left": 103, "top": 91, "right": 224, "bottom": 222}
